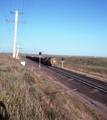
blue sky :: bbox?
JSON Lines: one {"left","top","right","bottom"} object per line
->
{"left": 0, "top": 0, "right": 107, "bottom": 57}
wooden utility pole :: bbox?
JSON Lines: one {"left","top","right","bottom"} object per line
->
{"left": 13, "top": 11, "right": 18, "bottom": 58}
{"left": 16, "top": 43, "right": 22, "bottom": 59}
{"left": 5, "top": 11, "right": 27, "bottom": 58}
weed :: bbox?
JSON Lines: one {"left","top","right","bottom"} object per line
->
{"left": 91, "top": 102, "right": 98, "bottom": 107}
{"left": 55, "top": 56, "right": 107, "bottom": 77}
{"left": 21, "top": 68, "right": 25, "bottom": 72}
{"left": 75, "top": 111, "right": 78, "bottom": 116}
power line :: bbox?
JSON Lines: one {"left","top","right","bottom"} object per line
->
{"left": 10, "top": 0, "right": 13, "bottom": 12}
{"left": 0, "top": 27, "right": 14, "bottom": 43}
{"left": 18, "top": 0, "right": 35, "bottom": 44}
{"left": 26, "top": 0, "right": 35, "bottom": 21}
{"left": 0, "top": 0, "right": 8, "bottom": 19}
{"left": 24, "top": 0, "right": 35, "bottom": 21}
{"left": 22, "top": 0, "right": 25, "bottom": 14}
{"left": 6, "top": 11, "right": 27, "bottom": 58}
{"left": 0, "top": 0, "right": 13, "bottom": 40}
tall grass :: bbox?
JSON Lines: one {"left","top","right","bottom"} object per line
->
{"left": 55, "top": 56, "right": 107, "bottom": 77}
{"left": 0, "top": 55, "right": 104, "bottom": 119}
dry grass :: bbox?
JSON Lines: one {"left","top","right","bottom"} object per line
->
{"left": 0, "top": 55, "right": 105, "bottom": 120}
{"left": 53, "top": 56, "right": 107, "bottom": 78}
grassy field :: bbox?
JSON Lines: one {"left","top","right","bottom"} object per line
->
{"left": 56, "top": 56, "right": 107, "bottom": 77}
{"left": 0, "top": 54, "right": 105, "bottom": 119}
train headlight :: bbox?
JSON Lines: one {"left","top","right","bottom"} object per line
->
{"left": 53, "top": 61, "right": 56, "bottom": 63}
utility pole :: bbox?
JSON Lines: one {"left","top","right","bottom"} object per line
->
{"left": 16, "top": 43, "right": 22, "bottom": 59}
{"left": 13, "top": 11, "right": 18, "bottom": 58}
{"left": 5, "top": 11, "right": 27, "bottom": 58}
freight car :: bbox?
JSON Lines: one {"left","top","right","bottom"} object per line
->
{"left": 26, "top": 56, "right": 57, "bottom": 66}
{"left": 26, "top": 56, "right": 44, "bottom": 63}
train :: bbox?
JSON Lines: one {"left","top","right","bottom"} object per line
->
{"left": 26, "top": 56, "right": 57, "bottom": 66}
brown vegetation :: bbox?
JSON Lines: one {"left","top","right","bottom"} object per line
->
{"left": 0, "top": 55, "right": 105, "bottom": 119}
{"left": 55, "top": 56, "right": 107, "bottom": 78}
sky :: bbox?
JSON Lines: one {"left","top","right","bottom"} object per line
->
{"left": 0, "top": 0, "right": 107, "bottom": 57}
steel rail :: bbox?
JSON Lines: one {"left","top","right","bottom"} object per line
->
{"left": 48, "top": 67, "right": 107, "bottom": 94}
{"left": 24, "top": 56, "right": 107, "bottom": 94}
{"left": 54, "top": 67, "right": 107, "bottom": 86}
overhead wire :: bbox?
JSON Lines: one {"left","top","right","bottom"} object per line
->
{"left": 18, "top": 0, "right": 25, "bottom": 44}
{"left": 19, "top": 0, "right": 28, "bottom": 44}
{"left": 20, "top": 0, "right": 23, "bottom": 20}
{"left": 19, "top": 0, "right": 30, "bottom": 36}
{"left": 26, "top": 0, "right": 35, "bottom": 21}
{"left": 22, "top": 0, "right": 25, "bottom": 14}
{"left": 0, "top": 27, "right": 14, "bottom": 43}
{"left": 22, "top": 0, "right": 37, "bottom": 53}
{"left": 24, "top": 0, "right": 30, "bottom": 20}
{"left": 18, "top": 0, "right": 35, "bottom": 22}
{"left": 18, "top": 0, "right": 30, "bottom": 44}
{"left": 3, "top": 0, "right": 12, "bottom": 27}
{"left": 0, "top": 0, "right": 13, "bottom": 40}
{"left": 0, "top": 0, "right": 8, "bottom": 19}
{"left": 24, "top": 0, "right": 28, "bottom": 15}
{"left": 0, "top": 0, "right": 36, "bottom": 48}
{"left": 10, "top": 0, "right": 13, "bottom": 11}
{"left": 24, "top": 0, "right": 34, "bottom": 21}
{"left": 18, "top": 0, "right": 34, "bottom": 45}
{"left": 22, "top": 0, "right": 35, "bottom": 38}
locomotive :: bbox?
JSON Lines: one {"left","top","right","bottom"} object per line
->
{"left": 26, "top": 56, "right": 57, "bottom": 66}
{"left": 43, "top": 57, "right": 57, "bottom": 66}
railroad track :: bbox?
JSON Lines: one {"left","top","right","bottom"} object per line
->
{"left": 47, "top": 66, "right": 107, "bottom": 94}
{"left": 22, "top": 55, "right": 107, "bottom": 94}
{"left": 20, "top": 55, "right": 107, "bottom": 119}
{"left": 55, "top": 67, "right": 107, "bottom": 86}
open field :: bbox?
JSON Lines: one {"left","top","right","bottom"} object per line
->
{"left": 0, "top": 54, "right": 105, "bottom": 119}
{"left": 56, "top": 56, "right": 107, "bottom": 77}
